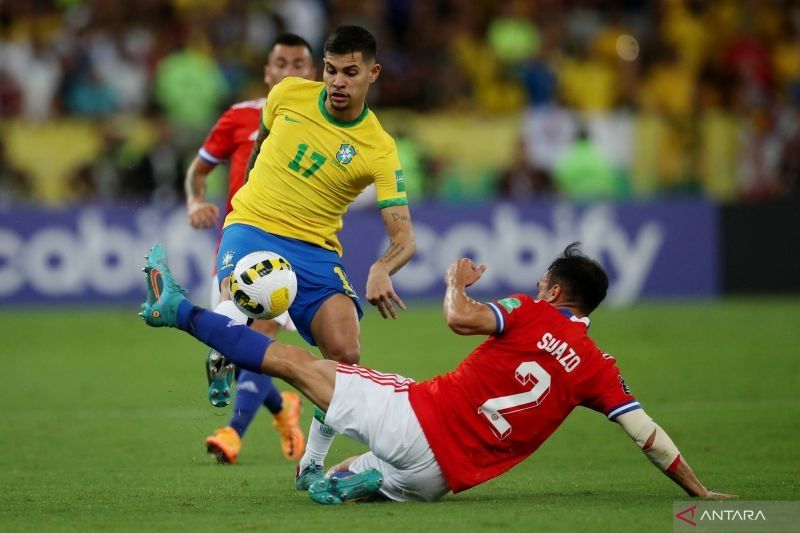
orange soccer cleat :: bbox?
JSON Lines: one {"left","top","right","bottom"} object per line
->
{"left": 272, "top": 391, "right": 305, "bottom": 461}
{"left": 204, "top": 426, "right": 242, "bottom": 464}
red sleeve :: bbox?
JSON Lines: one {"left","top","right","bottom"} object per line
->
{"left": 484, "top": 294, "right": 539, "bottom": 335}
{"left": 582, "top": 360, "right": 641, "bottom": 421}
{"left": 199, "top": 108, "right": 237, "bottom": 165}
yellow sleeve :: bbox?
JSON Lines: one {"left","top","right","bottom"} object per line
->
{"left": 373, "top": 137, "right": 408, "bottom": 209}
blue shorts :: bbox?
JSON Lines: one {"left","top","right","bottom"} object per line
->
{"left": 216, "top": 224, "right": 363, "bottom": 346}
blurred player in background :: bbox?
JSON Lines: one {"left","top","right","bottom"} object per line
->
{"left": 203, "top": 25, "right": 416, "bottom": 488}
{"left": 140, "top": 243, "right": 734, "bottom": 504}
{"left": 184, "top": 34, "right": 317, "bottom": 464}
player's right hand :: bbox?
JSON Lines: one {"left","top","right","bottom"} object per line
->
{"left": 446, "top": 258, "right": 487, "bottom": 289}
{"left": 187, "top": 200, "right": 220, "bottom": 229}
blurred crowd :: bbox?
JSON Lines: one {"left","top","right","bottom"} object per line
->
{"left": 0, "top": 0, "right": 799, "bottom": 206}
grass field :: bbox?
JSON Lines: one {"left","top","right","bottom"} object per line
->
{"left": 2, "top": 298, "right": 799, "bottom": 532}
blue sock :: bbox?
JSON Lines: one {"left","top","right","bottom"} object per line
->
{"left": 230, "top": 370, "right": 284, "bottom": 435}
{"left": 262, "top": 383, "right": 284, "bottom": 414}
{"left": 177, "top": 301, "right": 271, "bottom": 373}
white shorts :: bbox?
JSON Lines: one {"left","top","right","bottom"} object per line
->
{"left": 208, "top": 274, "right": 295, "bottom": 330}
{"left": 324, "top": 365, "right": 449, "bottom": 502}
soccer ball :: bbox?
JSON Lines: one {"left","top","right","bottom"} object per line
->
{"left": 229, "top": 251, "right": 297, "bottom": 320}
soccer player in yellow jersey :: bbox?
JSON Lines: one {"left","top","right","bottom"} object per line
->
{"left": 213, "top": 26, "right": 416, "bottom": 489}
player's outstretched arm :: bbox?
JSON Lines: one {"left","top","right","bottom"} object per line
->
{"left": 185, "top": 156, "right": 221, "bottom": 229}
{"left": 443, "top": 258, "right": 496, "bottom": 336}
{"left": 615, "top": 409, "right": 736, "bottom": 499}
{"left": 366, "top": 205, "right": 416, "bottom": 319}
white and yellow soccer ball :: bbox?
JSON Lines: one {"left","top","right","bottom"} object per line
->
{"left": 229, "top": 251, "right": 297, "bottom": 320}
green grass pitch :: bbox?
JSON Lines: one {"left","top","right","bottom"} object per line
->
{"left": 2, "top": 298, "right": 799, "bottom": 532}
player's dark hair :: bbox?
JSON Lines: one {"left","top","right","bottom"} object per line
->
{"left": 270, "top": 33, "right": 314, "bottom": 57}
{"left": 324, "top": 25, "right": 377, "bottom": 62}
{"left": 546, "top": 242, "right": 608, "bottom": 315}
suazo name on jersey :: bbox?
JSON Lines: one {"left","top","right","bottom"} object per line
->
{"left": 537, "top": 332, "right": 581, "bottom": 372}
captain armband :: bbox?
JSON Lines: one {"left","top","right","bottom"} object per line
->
{"left": 616, "top": 409, "right": 681, "bottom": 471}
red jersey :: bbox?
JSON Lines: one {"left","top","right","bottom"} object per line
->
{"left": 198, "top": 98, "right": 266, "bottom": 216}
{"left": 408, "top": 294, "right": 640, "bottom": 493}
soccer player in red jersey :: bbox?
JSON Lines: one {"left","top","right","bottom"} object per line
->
{"left": 183, "top": 34, "right": 317, "bottom": 464}
{"left": 141, "top": 243, "right": 735, "bottom": 503}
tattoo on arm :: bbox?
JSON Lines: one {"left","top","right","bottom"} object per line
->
{"left": 379, "top": 241, "right": 405, "bottom": 273}
{"left": 390, "top": 213, "right": 410, "bottom": 222}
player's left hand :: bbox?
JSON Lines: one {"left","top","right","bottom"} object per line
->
{"left": 366, "top": 264, "right": 406, "bottom": 319}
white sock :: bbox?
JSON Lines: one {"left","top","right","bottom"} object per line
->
{"left": 300, "top": 417, "right": 336, "bottom": 467}
{"left": 213, "top": 300, "right": 248, "bottom": 324}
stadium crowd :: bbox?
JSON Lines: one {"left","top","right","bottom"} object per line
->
{"left": 1, "top": 0, "right": 799, "bottom": 205}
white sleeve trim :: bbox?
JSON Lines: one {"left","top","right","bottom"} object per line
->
{"left": 606, "top": 400, "right": 641, "bottom": 420}
{"left": 198, "top": 147, "right": 223, "bottom": 165}
{"left": 485, "top": 302, "right": 505, "bottom": 334}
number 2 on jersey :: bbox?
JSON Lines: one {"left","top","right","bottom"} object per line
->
{"left": 478, "top": 361, "right": 551, "bottom": 440}
{"left": 288, "top": 143, "right": 327, "bottom": 178}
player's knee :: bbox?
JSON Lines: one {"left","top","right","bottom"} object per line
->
{"left": 337, "top": 351, "right": 360, "bottom": 365}
{"left": 323, "top": 341, "right": 360, "bottom": 365}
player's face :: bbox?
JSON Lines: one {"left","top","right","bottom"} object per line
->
{"left": 323, "top": 52, "right": 380, "bottom": 115}
{"left": 264, "top": 44, "right": 316, "bottom": 90}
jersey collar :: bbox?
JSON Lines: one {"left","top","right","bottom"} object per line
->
{"left": 558, "top": 307, "right": 591, "bottom": 328}
{"left": 318, "top": 88, "right": 370, "bottom": 128}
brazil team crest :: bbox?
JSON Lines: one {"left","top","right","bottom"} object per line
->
{"left": 336, "top": 144, "right": 356, "bottom": 165}
{"left": 221, "top": 251, "right": 235, "bottom": 269}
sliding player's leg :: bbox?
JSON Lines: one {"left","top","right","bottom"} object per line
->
{"left": 308, "top": 365, "right": 448, "bottom": 504}
{"left": 140, "top": 244, "right": 336, "bottom": 410}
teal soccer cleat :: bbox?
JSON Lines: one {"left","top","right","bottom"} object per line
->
{"left": 295, "top": 463, "right": 325, "bottom": 491}
{"left": 206, "top": 349, "right": 234, "bottom": 407}
{"left": 308, "top": 469, "right": 383, "bottom": 505}
{"left": 139, "top": 243, "right": 188, "bottom": 328}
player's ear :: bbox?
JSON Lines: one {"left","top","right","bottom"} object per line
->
{"left": 369, "top": 63, "right": 381, "bottom": 83}
{"left": 544, "top": 283, "right": 561, "bottom": 304}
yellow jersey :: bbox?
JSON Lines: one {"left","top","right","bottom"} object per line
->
{"left": 225, "top": 77, "right": 408, "bottom": 256}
